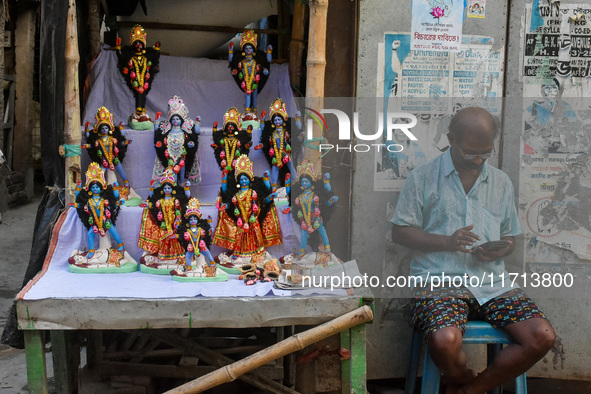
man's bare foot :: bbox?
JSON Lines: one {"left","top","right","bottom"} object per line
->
{"left": 446, "top": 383, "right": 465, "bottom": 394}
{"left": 445, "top": 369, "right": 476, "bottom": 393}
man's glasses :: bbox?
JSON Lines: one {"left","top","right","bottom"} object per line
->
{"left": 458, "top": 145, "right": 495, "bottom": 160}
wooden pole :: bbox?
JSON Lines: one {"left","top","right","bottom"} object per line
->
{"left": 13, "top": 5, "right": 36, "bottom": 200}
{"left": 277, "top": 0, "right": 291, "bottom": 60}
{"left": 0, "top": 1, "right": 4, "bottom": 157}
{"left": 88, "top": 0, "right": 101, "bottom": 58}
{"left": 289, "top": 0, "right": 306, "bottom": 92}
{"left": 64, "top": 0, "right": 81, "bottom": 205}
{"left": 305, "top": 0, "right": 328, "bottom": 173}
{"left": 164, "top": 305, "right": 373, "bottom": 394}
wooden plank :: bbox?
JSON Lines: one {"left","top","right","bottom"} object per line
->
{"left": 5, "top": 82, "right": 15, "bottom": 169}
{"left": 107, "top": 340, "right": 275, "bottom": 361}
{"left": 289, "top": 1, "right": 307, "bottom": 91}
{"left": 51, "top": 330, "right": 79, "bottom": 394}
{"left": 50, "top": 331, "right": 70, "bottom": 394}
{"left": 284, "top": 326, "right": 297, "bottom": 389}
{"left": 119, "top": 331, "right": 140, "bottom": 351}
{"left": 130, "top": 332, "right": 151, "bottom": 351}
{"left": 16, "top": 293, "right": 372, "bottom": 330}
{"left": 349, "top": 324, "right": 367, "bottom": 393}
{"left": 108, "top": 344, "right": 273, "bottom": 358}
{"left": 130, "top": 337, "right": 163, "bottom": 363}
{"left": 275, "top": 325, "right": 285, "bottom": 384}
{"left": 117, "top": 20, "right": 279, "bottom": 35}
{"left": 86, "top": 330, "right": 103, "bottom": 369}
{"left": 88, "top": 0, "right": 101, "bottom": 57}
{"left": 104, "top": 348, "right": 185, "bottom": 360}
{"left": 277, "top": 0, "right": 291, "bottom": 60}
{"left": 0, "top": 180, "right": 8, "bottom": 213}
{"left": 0, "top": 2, "right": 5, "bottom": 167}
{"left": 13, "top": 6, "right": 36, "bottom": 197}
{"left": 24, "top": 330, "right": 48, "bottom": 394}
{"left": 96, "top": 361, "right": 283, "bottom": 380}
{"left": 340, "top": 329, "right": 351, "bottom": 394}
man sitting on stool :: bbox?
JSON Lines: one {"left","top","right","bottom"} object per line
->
{"left": 391, "top": 107, "right": 555, "bottom": 394}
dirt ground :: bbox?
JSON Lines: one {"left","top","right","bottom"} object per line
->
{"left": 0, "top": 196, "right": 39, "bottom": 331}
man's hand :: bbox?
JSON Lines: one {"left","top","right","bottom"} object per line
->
{"left": 447, "top": 224, "right": 480, "bottom": 253}
{"left": 472, "top": 239, "right": 514, "bottom": 262}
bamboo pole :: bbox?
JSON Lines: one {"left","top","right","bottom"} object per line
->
{"left": 164, "top": 305, "right": 373, "bottom": 394}
{"left": 289, "top": 0, "right": 306, "bottom": 92}
{"left": 305, "top": 0, "right": 329, "bottom": 173}
{"left": 64, "top": 0, "right": 81, "bottom": 205}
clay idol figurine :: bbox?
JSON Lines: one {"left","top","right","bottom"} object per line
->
{"left": 213, "top": 155, "right": 282, "bottom": 272}
{"left": 115, "top": 24, "right": 161, "bottom": 129}
{"left": 229, "top": 29, "right": 272, "bottom": 127}
{"left": 170, "top": 198, "right": 228, "bottom": 282}
{"left": 257, "top": 98, "right": 300, "bottom": 204}
{"left": 152, "top": 96, "right": 201, "bottom": 187}
{"left": 68, "top": 163, "right": 138, "bottom": 273}
{"left": 211, "top": 107, "right": 252, "bottom": 176}
{"left": 289, "top": 159, "right": 339, "bottom": 266}
{"left": 83, "top": 106, "right": 135, "bottom": 201}
{"left": 138, "top": 168, "right": 190, "bottom": 274}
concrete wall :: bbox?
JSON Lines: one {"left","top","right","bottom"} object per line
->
{"left": 354, "top": 0, "right": 591, "bottom": 380}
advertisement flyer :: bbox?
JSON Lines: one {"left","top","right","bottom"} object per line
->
{"left": 524, "top": 2, "right": 591, "bottom": 87}
{"left": 376, "top": 33, "right": 503, "bottom": 192}
{"left": 411, "top": 0, "right": 464, "bottom": 52}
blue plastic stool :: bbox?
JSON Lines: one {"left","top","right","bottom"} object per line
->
{"left": 405, "top": 321, "right": 527, "bottom": 394}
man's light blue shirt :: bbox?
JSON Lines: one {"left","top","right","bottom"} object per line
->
{"left": 391, "top": 150, "right": 522, "bottom": 303}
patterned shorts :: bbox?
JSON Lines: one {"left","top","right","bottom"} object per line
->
{"left": 410, "top": 286, "right": 547, "bottom": 337}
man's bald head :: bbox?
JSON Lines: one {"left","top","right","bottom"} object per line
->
{"left": 448, "top": 107, "right": 499, "bottom": 142}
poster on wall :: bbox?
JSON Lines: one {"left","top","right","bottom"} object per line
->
{"left": 519, "top": 153, "right": 591, "bottom": 262}
{"left": 375, "top": 32, "right": 503, "bottom": 192}
{"left": 520, "top": 2, "right": 591, "bottom": 266}
{"left": 523, "top": 2, "right": 591, "bottom": 91}
{"left": 410, "top": 0, "right": 463, "bottom": 52}
{"left": 466, "top": 0, "right": 486, "bottom": 19}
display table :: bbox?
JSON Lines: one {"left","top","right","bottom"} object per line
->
{"left": 16, "top": 210, "right": 373, "bottom": 393}
{"left": 19, "top": 39, "right": 367, "bottom": 393}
